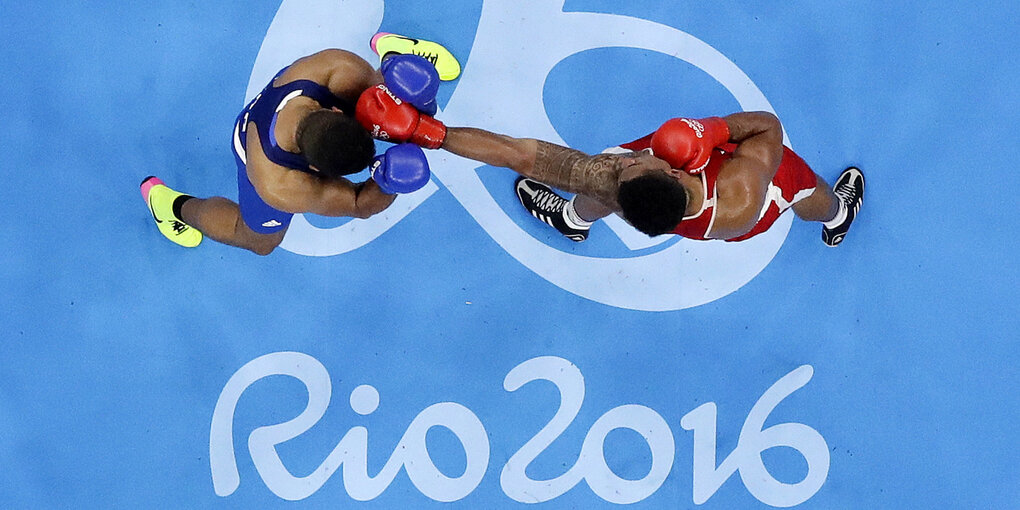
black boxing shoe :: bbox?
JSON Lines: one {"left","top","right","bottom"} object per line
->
{"left": 515, "top": 177, "right": 590, "bottom": 242}
{"left": 822, "top": 167, "right": 865, "bottom": 247}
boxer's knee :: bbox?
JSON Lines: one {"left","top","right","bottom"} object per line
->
{"left": 249, "top": 237, "right": 280, "bottom": 256}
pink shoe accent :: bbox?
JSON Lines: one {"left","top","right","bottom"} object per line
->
{"left": 140, "top": 176, "right": 164, "bottom": 203}
{"left": 370, "top": 32, "right": 393, "bottom": 54}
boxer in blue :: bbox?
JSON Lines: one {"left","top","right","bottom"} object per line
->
{"left": 141, "top": 42, "right": 459, "bottom": 255}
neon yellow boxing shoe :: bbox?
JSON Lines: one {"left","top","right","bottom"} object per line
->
{"left": 140, "top": 176, "right": 202, "bottom": 248}
{"left": 370, "top": 32, "right": 461, "bottom": 81}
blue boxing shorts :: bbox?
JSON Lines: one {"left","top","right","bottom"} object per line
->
{"left": 231, "top": 114, "right": 292, "bottom": 234}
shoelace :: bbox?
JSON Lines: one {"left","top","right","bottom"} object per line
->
{"left": 532, "top": 189, "right": 566, "bottom": 213}
{"left": 171, "top": 220, "right": 188, "bottom": 234}
{"left": 833, "top": 181, "right": 857, "bottom": 204}
{"left": 833, "top": 179, "right": 863, "bottom": 217}
{"left": 413, "top": 51, "right": 439, "bottom": 64}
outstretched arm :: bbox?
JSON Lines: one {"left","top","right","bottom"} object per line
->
{"left": 442, "top": 127, "right": 625, "bottom": 209}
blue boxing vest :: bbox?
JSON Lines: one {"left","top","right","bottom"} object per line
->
{"left": 236, "top": 67, "right": 356, "bottom": 173}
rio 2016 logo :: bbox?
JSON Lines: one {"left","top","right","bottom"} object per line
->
{"left": 210, "top": 352, "right": 829, "bottom": 506}
{"left": 244, "top": 0, "right": 795, "bottom": 312}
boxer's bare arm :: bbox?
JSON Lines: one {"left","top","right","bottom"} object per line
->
{"left": 246, "top": 130, "right": 394, "bottom": 218}
{"left": 723, "top": 112, "right": 785, "bottom": 169}
{"left": 710, "top": 112, "right": 785, "bottom": 238}
{"left": 261, "top": 170, "right": 395, "bottom": 218}
{"left": 442, "top": 127, "right": 624, "bottom": 210}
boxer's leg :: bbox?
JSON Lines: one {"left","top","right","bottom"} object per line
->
{"left": 571, "top": 193, "right": 613, "bottom": 222}
{"left": 179, "top": 197, "right": 286, "bottom": 256}
{"left": 791, "top": 175, "right": 839, "bottom": 222}
{"left": 196, "top": 141, "right": 294, "bottom": 255}
{"left": 789, "top": 167, "right": 865, "bottom": 247}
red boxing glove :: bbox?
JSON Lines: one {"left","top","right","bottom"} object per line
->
{"left": 650, "top": 117, "right": 730, "bottom": 174}
{"left": 355, "top": 84, "right": 447, "bottom": 149}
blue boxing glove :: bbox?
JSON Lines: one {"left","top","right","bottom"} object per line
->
{"left": 370, "top": 143, "right": 431, "bottom": 194}
{"left": 380, "top": 54, "right": 440, "bottom": 115}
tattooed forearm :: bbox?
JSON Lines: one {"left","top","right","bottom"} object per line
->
{"left": 440, "top": 127, "right": 624, "bottom": 210}
{"left": 528, "top": 140, "right": 587, "bottom": 189}
{"left": 531, "top": 141, "right": 623, "bottom": 210}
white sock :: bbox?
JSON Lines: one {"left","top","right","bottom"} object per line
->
{"left": 563, "top": 197, "right": 594, "bottom": 229}
{"left": 822, "top": 200, "right": 848, "bottom": 229}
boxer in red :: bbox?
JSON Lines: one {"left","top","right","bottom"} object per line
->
{"left": 355, "top": 92, "right": 864, "bottom": 246}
